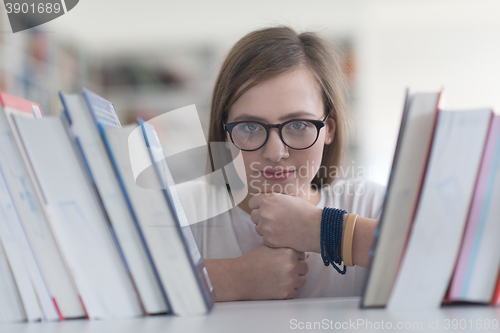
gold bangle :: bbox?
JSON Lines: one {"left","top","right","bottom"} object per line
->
{"left": 342, "top": 214, "right": 358, "bottom": 267}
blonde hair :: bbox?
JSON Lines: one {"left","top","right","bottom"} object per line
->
{"left": 208, "top": 26, "right": 350, "bottom": 187}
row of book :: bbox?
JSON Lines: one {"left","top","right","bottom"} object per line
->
{"left": 362, "top": 90, "right": 500, "bottom": 308}
{"left": 0, "top": 89, "right": 215, "bottom": 324}
{"left": 3, "top": 86, "right": 498, "bottom": 323}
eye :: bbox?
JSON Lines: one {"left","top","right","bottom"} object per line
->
{"left": 244, "top": 123, "right": 259, "bottom": 132}
{"left": 290, "top": 121, "right": 309, "bottom": 130}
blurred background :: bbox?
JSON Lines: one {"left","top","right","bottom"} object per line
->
{"left": 1, "top": 0, "right": 499, "bottom": 186}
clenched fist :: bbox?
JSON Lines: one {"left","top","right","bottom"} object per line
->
{"left": 236, "top": 243, "right": 309, "bottom": 300}
{"left": 248, "top": 193, "right": 323, "bottom": 253}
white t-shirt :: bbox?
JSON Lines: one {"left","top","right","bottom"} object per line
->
{"left": 189, "top": 178, "right": 386, "bottom": 298}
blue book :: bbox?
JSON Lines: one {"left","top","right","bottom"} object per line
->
{"left": 59, "top": 89, "right": 169, "bottom": 315}
{"left": 102, "top": 120, "right": 215, "bottom": 316}
{"left": 140, "top": 119, "right": 216, "bottom": 312}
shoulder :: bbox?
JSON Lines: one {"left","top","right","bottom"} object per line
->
{"left": 320, "top": 178, "right": 386, "bottom": 220}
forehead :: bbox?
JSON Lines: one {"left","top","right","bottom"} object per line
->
{"left": 227, "top": 67, "right": 324, "bottom": 123}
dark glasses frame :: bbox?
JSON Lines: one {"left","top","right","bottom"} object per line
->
{"left": 223, "top": 114, "right": 329, "bottom": 151}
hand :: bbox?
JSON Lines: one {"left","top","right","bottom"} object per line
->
{"left": 248, "top": 193, "right": 322, "bottom": 253}
{"left": 235, "top": 243, "right": 308, "bottom": 300}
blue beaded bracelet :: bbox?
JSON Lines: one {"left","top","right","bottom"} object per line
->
{"left": 320, "top": 207, "right": 347, "bottom": 275}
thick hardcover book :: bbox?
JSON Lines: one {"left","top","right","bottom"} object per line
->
{"left": 361, "top": 90, "right": 441, "bottom": 307}
{"left": 448, "top": 115, "right": 500, "bottom": 303}
{"left": 388, "top": 108, "right": 492, "bottom": 309}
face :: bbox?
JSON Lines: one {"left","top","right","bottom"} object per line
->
{"left": 225, "top": 66, "right": 336, "bottom": 203}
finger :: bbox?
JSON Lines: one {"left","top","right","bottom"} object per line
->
{"left": 296, "top": 251, "right": 306, "bottom": 260}
{"left": 297, "top": 261, "right": 309, "bottom": 276}
{"left": 248, "top": 193, "right": 262, "bottom": 210}
{"left": 295, "top": 275, "right": 307, "bottom": 289}
{"left": 306, "top": 252, "right": 310, "bottom": 259}
{"left": 250, "top": 209, "right": 260, "bottom": 225}
{"left": 255, "top": 223, "right": 264, "bottom": 237}
{"left": 248, "top": 193, "right": 265, "bottom": 210}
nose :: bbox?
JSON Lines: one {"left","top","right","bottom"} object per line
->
{"left": 262, "top": 128, "right": 289, "bottom": 162}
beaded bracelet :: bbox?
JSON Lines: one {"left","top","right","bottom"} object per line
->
{"left": 320, "top": 207, "right": 347, "bottom": 275}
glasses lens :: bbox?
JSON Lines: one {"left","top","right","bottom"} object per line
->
{"left": 282, "top": 120, "right": 318, "bottom": 149}
{"left": 231, "top": 122, "right": 267, "bottom": 150}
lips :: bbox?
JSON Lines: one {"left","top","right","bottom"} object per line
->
{"left": 260, "top": 168, "right": 295, "bottom": 181}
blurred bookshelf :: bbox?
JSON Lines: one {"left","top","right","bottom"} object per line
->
{"left": 91, "top": 45, "right": 219, "bottom": 139}
{"left": 0, "top": 14, "right": 89, "bottom": 116}
{"left": 332, "top": 37, "right": 362, "bottom": 175}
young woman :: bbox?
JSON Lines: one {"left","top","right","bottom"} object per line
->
{"left": 190, "top": 26, "right": 385, "bottom": 301}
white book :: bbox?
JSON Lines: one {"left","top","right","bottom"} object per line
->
{"left": 0, "top": 168, "right": 41, "bottom": 322}
{"left": 459, "top": 116, "right": 500, "bottom": 302}
{"left": 14, "top": 115, "right": 143, "bottom": 320}
{"left": 362, "top": 90, "right": 441, "bottom": 307}
{"left": 59, "top": 90, "right": 167, "bottom": 315}
{"left": 448, "top": 115, "right": 500, "bottom": 303}
{"left": 388, "top": 109, "right": 492, "bottom": 309}
{"left": 0, "top": 92, "right": 81, "bottom": 319}
{"left": 103, "top": 124, "right": 215, "bottom": 315}
{"left": 0, "top": 230, "right": 26, "bottom": 324}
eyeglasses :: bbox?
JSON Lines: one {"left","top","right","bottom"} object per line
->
{"left": 224, "top": 114, "right": 329, "bottom": 151}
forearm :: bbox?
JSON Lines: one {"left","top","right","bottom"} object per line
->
{"left": 204, "top": 258, "right": 245, "bottom": 302}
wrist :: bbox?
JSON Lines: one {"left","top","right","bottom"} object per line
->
{"left": 340, "top": 213, "right": 348, "bottom": 257}
{"left": 308, "top": 206, "right": 323, "bottom": 253}
{"left": 319, "top": 208, "right": 347, "bottom": 274}
{"left": 232, "top": 256, "right": 252, "bottom": 300}
{"left": 204, "top": 258, "right": 247, "bottom": 302}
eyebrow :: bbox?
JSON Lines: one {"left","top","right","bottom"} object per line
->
{"left": 231, "top": 111, "right": 319, "bottom": 123}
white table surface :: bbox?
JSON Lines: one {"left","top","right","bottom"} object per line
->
{"left": 2, "top": 297, "right": 500, "bottom": 333}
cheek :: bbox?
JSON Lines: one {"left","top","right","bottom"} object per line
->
{"left": 296, "top": 143, "right": 325, "bottom": 179}
{"left": 240, "top": 151, "right": 261, "bottom": 174}
{"left": 227, "top": 149, "right": 261, "bottom": 184}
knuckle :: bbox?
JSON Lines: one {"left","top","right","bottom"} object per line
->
{"left": 284, "top": 262, "right": 295, "bottom": 274}
{"left": 261, "top": 209, "right": 273, "bottom": 220}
